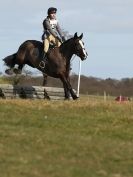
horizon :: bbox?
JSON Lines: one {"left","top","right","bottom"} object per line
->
{"left": 0, "top": 71, "right": 133, "bottom": 81}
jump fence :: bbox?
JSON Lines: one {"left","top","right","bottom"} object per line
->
{"left": 0, "top": 84, "right": 65, "bottom": 100}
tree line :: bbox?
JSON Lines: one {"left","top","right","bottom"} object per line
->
{"left": 1, "top": 73, "right": 133, "bottom": 97}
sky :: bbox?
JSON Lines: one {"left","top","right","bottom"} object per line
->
{"left": 0, "top": 0, "right": 133, "bottom": 79}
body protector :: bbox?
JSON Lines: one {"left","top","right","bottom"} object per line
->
{"left": 42, "top": 17, "right": 64, "bottom": 42}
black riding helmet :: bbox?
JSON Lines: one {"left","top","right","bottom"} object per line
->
{"left": 47, "top": 7, "right": 57, "bottom": 15}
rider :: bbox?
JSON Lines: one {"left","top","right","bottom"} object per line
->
{"left": 42, "top": 7, "right": 66, "bottom": 60}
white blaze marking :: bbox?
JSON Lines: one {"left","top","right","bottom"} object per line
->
{"left": 79, "top": 40, "right": 87, "bottom": 56}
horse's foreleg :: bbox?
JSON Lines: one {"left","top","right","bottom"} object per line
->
{"left": 60, "top": 76, "right": 78, "bottom": 100}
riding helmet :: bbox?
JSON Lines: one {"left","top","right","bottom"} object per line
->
{"left": 47, "top": 7, "right": 57, "bottom": 15}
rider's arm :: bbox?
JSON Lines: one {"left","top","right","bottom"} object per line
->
{"left": 43, "top": 19, "right": 58, "bottom": 38}
{"left": 56, "top": 22, "right": 66, "bottom": 42}
{"left": 56, "top": 22, "right": 63, "bottom": 38}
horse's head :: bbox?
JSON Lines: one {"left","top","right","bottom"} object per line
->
{"left": 73, "top": 32, "right": 88, "bottom": 60}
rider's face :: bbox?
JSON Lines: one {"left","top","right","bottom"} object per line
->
{"left": 49, "top": 13, "right": 56, "bottom": 20}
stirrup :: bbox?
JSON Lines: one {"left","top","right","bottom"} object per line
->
{"left": 39, "top": 61, "right": 45, "bottom": 69}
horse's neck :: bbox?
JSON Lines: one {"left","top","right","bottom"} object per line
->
{"left": 60, "top": 40, "right": 74, "bottom": 61}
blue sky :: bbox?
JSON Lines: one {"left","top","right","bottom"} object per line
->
{"left": 0, "top": 0, "right": 133, "bottom": 79}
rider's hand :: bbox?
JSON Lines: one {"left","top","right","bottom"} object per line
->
{"left": 62, "top": 36, "right": 66, "bottom": 42}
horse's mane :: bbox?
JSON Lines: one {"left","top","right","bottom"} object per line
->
{"left": 60, "top": 37, "right": 73, "bottom": 48}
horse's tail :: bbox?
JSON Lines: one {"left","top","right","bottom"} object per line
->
{"left": 3, "top": 53, "right": 17, "bottom": 68}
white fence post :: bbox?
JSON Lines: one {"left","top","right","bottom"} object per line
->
{"left": 77, "top": 59, "right": 81, "bottom": 97}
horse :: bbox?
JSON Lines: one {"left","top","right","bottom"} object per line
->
{"left": 3, "top": 32, "right": 88, "bottom": 100}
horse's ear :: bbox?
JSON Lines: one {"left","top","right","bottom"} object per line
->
{"left": 79, "top": 33, "right": 83, "bottom": 39}
{"left": 74, "top": 32, "right": 78, "bottom": 39}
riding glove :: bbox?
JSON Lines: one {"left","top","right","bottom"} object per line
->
{"left": 62, "top": 36, "right": 66, "bottom": 42}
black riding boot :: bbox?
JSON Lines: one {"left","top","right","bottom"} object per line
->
{"left": 42, "top": 51, "right": 47, "bottom": 60}
{"left": 39, "top": 51, "right": 47, "bottom": 69}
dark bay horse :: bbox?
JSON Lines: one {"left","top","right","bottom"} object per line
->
{"left": 3, "top": 32, "right": 88, "bottom": 100}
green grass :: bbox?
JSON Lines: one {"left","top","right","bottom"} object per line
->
{"left": 0, "top": 98, "right": 133, "bottom": 177}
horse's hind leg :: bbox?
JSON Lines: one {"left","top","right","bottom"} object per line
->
{"left": 5, "top": 55, "right": 16, "bottom": 75}
{"left": 13, "top": 64, "right": 24, "bottom": 74}
{"left": 63, "top": 82, "right": 71, "bottom": 100}
{"left": 5, "top": 63, "right": 15, "bottom": 75}
{"left": 5, "top": 68, "right": 14, "bottom": 75}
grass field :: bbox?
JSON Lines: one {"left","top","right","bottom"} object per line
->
{"left": 0, "top": 98, "right": 133, "bottom": 177}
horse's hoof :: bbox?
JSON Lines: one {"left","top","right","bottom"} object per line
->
{"left": 64, "top": 97, "right": 71, "bottom": 101}
{"left": 13, "top": 68, "right": 22, "bottom": 75}
{"left": 73, "top": 96, "right": 79, "bottom": 100}
{"left": 5, "top": 69, "right": 14, "bottom": 75}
